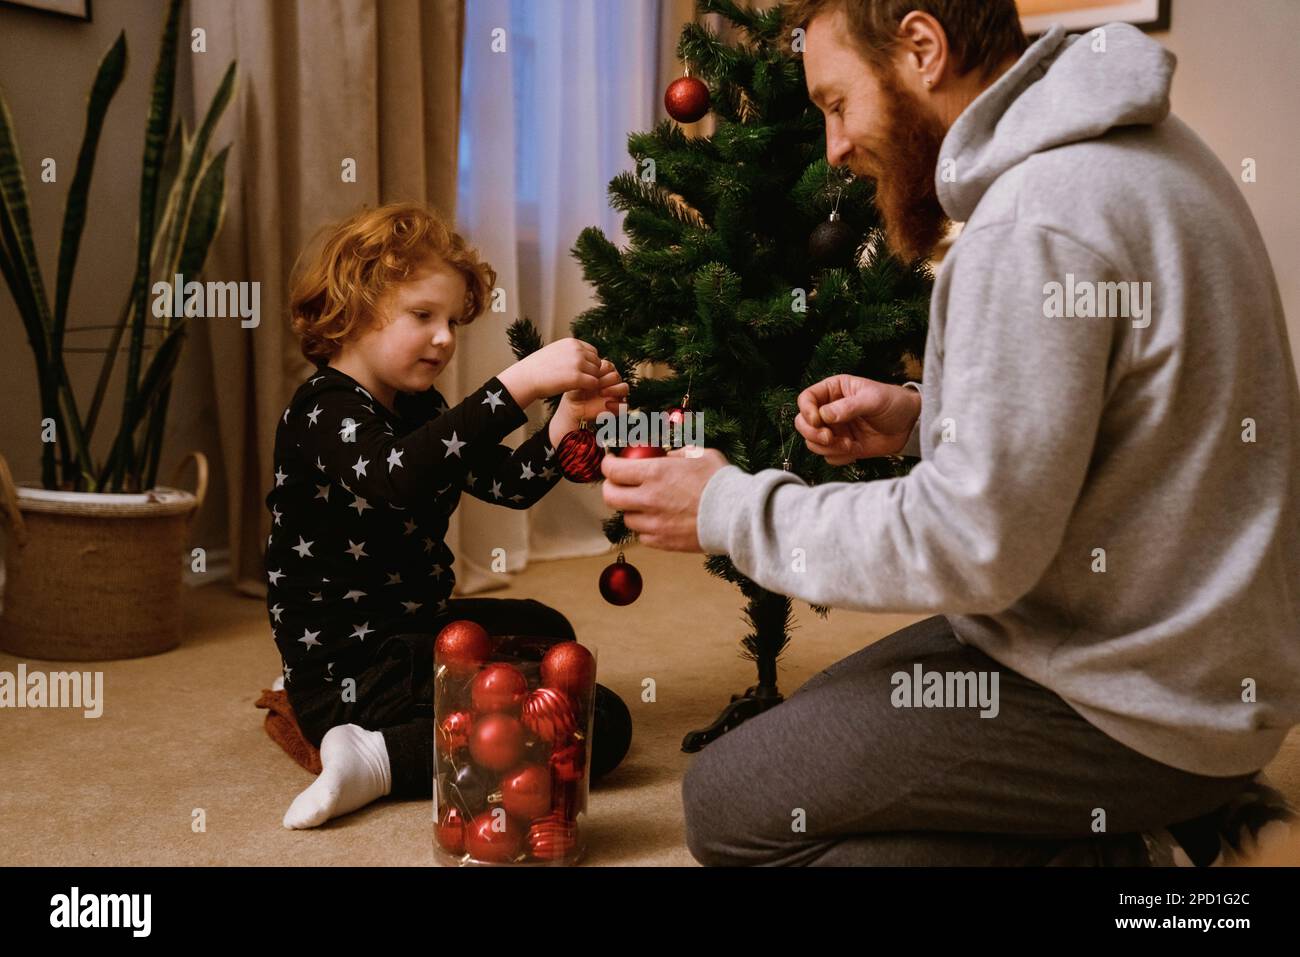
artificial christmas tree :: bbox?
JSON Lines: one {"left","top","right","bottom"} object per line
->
{"left": 581, "top": 0, "right": 936, "bottom": 750}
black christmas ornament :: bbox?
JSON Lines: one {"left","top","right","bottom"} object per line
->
{"left": 448, "top": 762, "right": 492, "bottom": 814}
{"left": 665, "top": 73, "right": 710, "bottom": 124}
{"left": 599, "top": 551, "right": 643, "bottom": 606}
{"left": 808, "top": 208, "right": 858, "bottom": 270}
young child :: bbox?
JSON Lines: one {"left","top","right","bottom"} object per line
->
{"left": 264, "top": 201, "right": 629, "bottom": 828}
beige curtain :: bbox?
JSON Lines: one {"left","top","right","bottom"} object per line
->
{"left": 190, "top": 0, "right": 467, "bottom": 599}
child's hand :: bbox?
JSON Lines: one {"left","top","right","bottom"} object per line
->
{"left": 561, "top": 358, "right": 629, "bottom": 423}
{"left": 498, "top": 338, "right": 603, "bottom": 408}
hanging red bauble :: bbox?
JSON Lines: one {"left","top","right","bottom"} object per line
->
{"left": 436, "top": 709, "right": 473, "bottom": 754}
{"left": 618, "top": 443, "right": 666, "bottom": 459}
{"left": 469, "top": 713, "right": 526, "bottom": 771}
{"left": 501, "top": 764, "right": 553, "bottom": 822}
{"left": 435, "top": 805, "right": 468, "bottom": 854}
{"left": 521, "top": 686, "right": 579, "bottom": 744}
{"left": 470, "top": 663, "right": 529, "bottom": 715}
{"left": 599, "top": 552, "right": 643, "bottom": 605}
{"left": 557, "top": 426, "right": 605, "bottom": 482}
{"left": 541, "top": 641, "right": 597, "bottom": 700}
{"left": 528, "top": 812, "right": 580, "bottom": 861}
{"left": 550, "top": 740, "right": 587, "bottom": 783}
{"left": 434, "top": 620, "right": 492, "bottom": 679}
{"left": 464, "top": 810, "right": 525, "bottom": 863}
{"left": 665, "top": 74, "right": 710, "bottom": 123}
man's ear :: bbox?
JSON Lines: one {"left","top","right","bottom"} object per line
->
{"left": 895, "top": 10, "right": 950, "bottom": 89}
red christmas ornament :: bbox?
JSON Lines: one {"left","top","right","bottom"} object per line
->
{"left": 464, "top": 810, "right": 525, "bottom": 863}
{"left": 435, "top": 805, "right": 468, "bottom": 854}
{"left": 550, "top": 740, "right": 587, "bottom": 783}
{"left": 434, "top": 620, "right": 492, "bottom": 679}
{"left": 541, "top": 641, "right": 596, "bottom": 700}
{"left": 552, "top": 778, "right": 587, "bottom": 820}
{"left": 470, "top": 663, "right": 529, "bottom": 715}
{"left": 436, "top": 709, "right": 473, "bottom": 754}
{"left": 528, "top": 812, "right": 580, "bottom": 861}
{"left": 469, "top": 713, "right": 526, "bottom": 771}
{"left": 501, "top": 764, "right": 553, "bottom": 822}
{"left": 599, "top": 552, "right": 643, "bottom": 606}
{"left": 521, "top": 686, "right": 579, "bottom": 744}
{"left": 557, "top": 427, "right": 605, "bottom": 482}
{"left": 618, "top": 443, "right": 666, "bottom": 459}
{"left": 665, "top": 74, "right": 710, "bottom": 123}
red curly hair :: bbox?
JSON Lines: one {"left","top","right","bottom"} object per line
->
{"left": 288, "top": 202, "right": 498, "bottom": 366}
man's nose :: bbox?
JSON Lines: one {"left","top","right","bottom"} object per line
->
{"left": 826, "top": 128, "right": 852, "bottom": 170}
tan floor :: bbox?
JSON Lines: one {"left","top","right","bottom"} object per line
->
{"left": 2, "top": 543, "right": 1297, "bottom": 866}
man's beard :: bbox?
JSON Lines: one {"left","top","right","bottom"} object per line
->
{"left": 857, "top": 67, "right": 951, "bottom": 263}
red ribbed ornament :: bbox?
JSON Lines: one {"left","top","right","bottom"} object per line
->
{"left": 528, "top": 812, "right": 580, "bottom": 861}
{"left": 557, "top": 428, "right": 604, "bottom": 482}
{"left": 521, "top": 686, "right": 579, "bottom": 744}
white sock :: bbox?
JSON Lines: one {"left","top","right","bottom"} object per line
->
{"left": 283, "top": 724, "right": 392, "bottom": 829}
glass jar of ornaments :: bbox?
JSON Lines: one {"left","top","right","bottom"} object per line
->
{"left": 433, "top": 620, "right": 597, "bottom": 866}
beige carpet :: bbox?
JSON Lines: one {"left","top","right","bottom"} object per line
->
{"left": 2, "top": 542, "right": 1296, "bottom": 866}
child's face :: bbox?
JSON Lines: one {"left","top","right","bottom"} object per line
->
{"left": 353, "top": 256, "right": 467, "bottom": 395}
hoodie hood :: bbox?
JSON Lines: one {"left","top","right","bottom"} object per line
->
{"left": 937, "top": 22, "right": 1177, "bottom": 222}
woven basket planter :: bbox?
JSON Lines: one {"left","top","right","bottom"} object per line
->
{"left": 0, "top": 452, "right": 207, "bottom": 661}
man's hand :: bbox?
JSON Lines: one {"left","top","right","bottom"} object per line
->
{"left": 794, "top": 374, "right": 921, "bottom": 465}
{"left": 600, "top": 446, "right": 730, "bottom": 552}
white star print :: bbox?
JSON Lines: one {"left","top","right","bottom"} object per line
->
{"left": 510, "top": 493, "right": 524, "bottom": 503}
{"left": 271, "top": 505, "right": 283, "bottom": 526}
{"left": 309, "top": 590, "right": 323, "bottom": 602}
{"left": 324, "top": 662, "right": 335, "bottom": 683}
{"left": 355, "top": 385, "right": 373, "bottom": 400}
{"left": 292, "top": 536, "right": 314, "bottom": 558}
{"left": 361, "top": 403, "right": 375, "bottom": 414}
{"left": 314, "top": 484, "right": 330, "bottom": 502}
{"left": 482, "top": 389, "right": 505, "bottom": 411}
{"left": 299, "top": 628, "right": 321, "bottom": 649}
{"left": 282, "top": 408, "right": 290, "bottom": 424}
{"left": 348, "top": 495, "right": 372, "bottom": 516}
{"left": 282, "top": 664, "right": 293, "bottom": 682}
{"left": 387, "top": 448, "right": 405, "bottom": 472}
{"left": 540, "top": 465, "right": 558, "bottom": 481}
{"left": 351, "top": 622, "right": 374, "bottom": 641}
{"left": 442, "top": 432, "right": 466, "bottom": 458}
{"left": 309, "top": 375, "right": 324, "bottom": 386}
{"left": 352, "top": 455, "right": 369, "bottom": 478}
{"left": 307, "top": 405, "right": 322, "bottom": 425}
{"left": 430, "top": 564, "right": 445, "bottom": 579}
{"left": 401, "top": 600, "right": 423, "bottom": 614}
{"left": 490, "top": 480, "right": 503, "bottom": 500}
{"left": 340, "top": 479, "right": 353, "bottom": 493}
{"left": 267, "top": 533, "right": 273, "bottom": 547}
{"left": 274, "top": 467, "right": 288, "bottom": 487}
{"left": 465, "top": 470, "right": 478, "bottom": 487}
{"left": 437, "top": 400, "right": 450, "bottom": 415}
{"left": 343, "top": 589, "right": 367, "bottom": 603}
{"left": 520, "top": 461, "right": 535, "bottom": 480}
{"left": 315, "top": 456, "right": 326, "bottom": 472}
{"left": 403, "top": 518, "right": 418, "bottom": 536}
{"left": 385, "top": 572, "right": 403, "bottom": 586}
{"left": 422, "top": 537, "right": 435, "bottom": 554}
{"left": 269, "top": 603, "right": 284, "bottom": 623}
{"left": 267, "top": 568, "right": 284, "bottom": 585}
{"left": 345, "top": 540, "right": 369, "bottom": 561}
{"left": 544, "top": 445, "right": 555, "bottom": 460}
{"left": 437, "top": 483, "right": 451, "bottom": 496}
{"left": 340, "top": 420, "right": 358, "bottom": 442}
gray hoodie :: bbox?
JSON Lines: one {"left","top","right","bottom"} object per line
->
{"left": 697, "top": 23, "right": 1300, "bottom": 777}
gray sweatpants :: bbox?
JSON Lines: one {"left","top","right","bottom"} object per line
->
{"left": 681, "top": 615, "right": 1258, "bottom": 866}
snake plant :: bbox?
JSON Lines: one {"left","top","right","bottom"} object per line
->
{"left": 0, "top": 0, "right": 237, "bottom": 492}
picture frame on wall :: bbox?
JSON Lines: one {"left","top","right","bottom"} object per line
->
{"left": 1017, "top": 0, "right": 1171, "bottom": 35}
{"left": 0, "top": 0, "right": 92, "bottom": 22}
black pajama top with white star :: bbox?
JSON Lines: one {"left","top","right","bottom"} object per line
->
{"left": 263, "top": 364, "right": 563, "bottom": 695}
